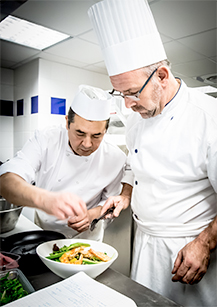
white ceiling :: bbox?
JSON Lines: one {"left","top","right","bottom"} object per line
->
{"left": 0, "top": 0, "right": 216, "bottom": 94}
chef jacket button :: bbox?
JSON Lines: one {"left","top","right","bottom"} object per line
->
{"left": 58, "top": 179, "right": 61, "bottom": 182}
{"left": 76, "top": 181, "right": 79, "bottom": 184}
{"left": 135, "top": 149, "right": 138, "bottom": 153}
{"left": 135, "top": 180, "right": 138, "bottom": 185}
{"left": 85, "top": 159, "right": 88, "bottom": 162}
{"left": 66, "top": 153, "right": 70, "bottom": 156}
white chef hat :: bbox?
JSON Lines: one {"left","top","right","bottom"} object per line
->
{"left": 71, "top": 85, "right": 112, "bottom": 121}
{"left": 88, "top": 0, "right": 167, "bottom": 76}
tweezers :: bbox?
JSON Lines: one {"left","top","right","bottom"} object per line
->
{"left": 90, "top": 206, "right": 115, "bottom": 231}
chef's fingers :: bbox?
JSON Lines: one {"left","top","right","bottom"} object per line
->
{"left": 47, "top": 192, "right": 87, "bottom": 220}
{"left": 101, "top": 197, "right": 116, "bottom": 215}
{"left": 178, "top": 267, "right": 198, "bottom": 284}
{"left": 171, "top": 251, "right": 182, "bottom": 274}
{"left": 71, "top": 223, "right": 90, "bottom": 233}
{"left": 186, "top": 263, "right": 207, "bottom": 285}
{"left": 172, "top": 261, "right": 190, "bottom": 282}
{"left": 67, "top": 195, "right": 87, "bottom": 216}
{"left": 56, "top": 203, "right": 85, "bottom": 220}
{"left": 172, "top": 257, "right": 209, "bottom": 284}
{"left": 68, "top": 218, "right": 90, "bottom": 232}
{"left": 113, "top": 204, "right": 124, "bottom": 217}
{"left": 74, "top": 223, "right": 89, "bottom": 232}
{"left": 77, "top": 224, "right": 90, "bottom": 232}
{"left": 189, "top": 270, "right": 204, "bottom": 285}
{"left": 68, "top": 211, "right": 90, "bottom": 226}
{"left": 58, "top": 206, "right": 78, "bottom": 219}
{"left": 64, "top": 196, "right": 87, "bottom": 219}
{"left": 68, "top": 213, "right": 89, "bottom": 225}
{"left": 104, "top": 203, "right": 121, "bottom": 218}
{"left": 102, "top": 195, "right": 127, "bottom": 219}
{"left": 176, "top": 266, "right": 204, "bottom": 285}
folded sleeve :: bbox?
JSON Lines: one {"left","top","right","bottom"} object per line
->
{"left": 121, "top": 152, "right": 134, "bottom": 187}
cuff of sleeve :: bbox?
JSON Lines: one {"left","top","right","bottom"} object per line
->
{"left": 121, "top": 171, "right": 134, "bottom": 187}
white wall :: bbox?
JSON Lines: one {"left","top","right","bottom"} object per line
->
{"left": 0, "top": 59, "right": 111, "bottom": 161}
{"left": 14, "top": 59, "right": 39, "bottom": 154}
{"left": 37, "top": 59, "right": 111, "bottom": 129}
{"left": 0, "top": 68, "right": 14, "bottom": 162}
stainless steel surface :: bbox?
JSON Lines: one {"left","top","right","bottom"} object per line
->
{"left": 0, "top": 198, "right": 23, "bottom": 234}
{"left": 96, "top": 269, "right": 183, "bottom": 307}
{"left": 26, "top": 268, "right": 182, "bottom": 307}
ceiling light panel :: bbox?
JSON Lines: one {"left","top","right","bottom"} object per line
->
{"left": 0, "top": 15, "right": 70, "bottom": 50}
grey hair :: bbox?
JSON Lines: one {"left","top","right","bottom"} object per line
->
{"left": 67, "top": 107, "right": 110, "bottom": 130}
{"left": 141, "top": 59, "right": 171, "bottom": 77}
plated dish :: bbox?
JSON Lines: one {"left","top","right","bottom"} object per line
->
{"left": 37, "top": 239, "right": 118, "bottom": 279}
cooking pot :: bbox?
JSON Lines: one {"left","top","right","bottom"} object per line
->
{"left": 0, "top": 197, "right": 23, "bottom": 234}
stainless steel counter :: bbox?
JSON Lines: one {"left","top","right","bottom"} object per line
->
{"left": 96, "top": 269, "right": 183, "bottom": 307}
{"left": 26, "top": 269, "right": 182, "bottom": 307}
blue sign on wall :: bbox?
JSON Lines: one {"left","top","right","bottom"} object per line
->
{"left": 31, "top": 96, "right": 38, "bottom": 114}
{"left": 51, "top": 97, "right": 66, "bottom": 115}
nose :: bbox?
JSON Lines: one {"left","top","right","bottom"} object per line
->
{"left": 82, "top": 136, "right": 92, "bottom": 148}
{"left": 124, "top": 96, "right": 137, "bottom": 109}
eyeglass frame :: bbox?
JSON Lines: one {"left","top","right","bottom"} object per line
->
{"left": 109, "top": 67, "right": 158, "bottom": 100}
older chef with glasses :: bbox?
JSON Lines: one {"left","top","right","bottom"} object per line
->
{"left": 0, "top": 85, "right": 126, "bottom": 241}
{"left": 88, "top": 0, "right": 217, "bottom": 306}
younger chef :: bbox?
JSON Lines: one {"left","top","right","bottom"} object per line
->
{"left": 88, "top": 0, "right": 217, "bottom": 306}
{"left": 0, "top": 85, "right": 126, "bottom": 240}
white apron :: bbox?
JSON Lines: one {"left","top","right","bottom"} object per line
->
{"left": 123, "top": 80, "right": 217, "bottom": 306}
{"left": 131, "top": 218, "right": 217, "bottom": 307}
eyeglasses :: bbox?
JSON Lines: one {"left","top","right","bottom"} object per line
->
{"left": 109, "top": 68, "right": 158, "bottom": 100}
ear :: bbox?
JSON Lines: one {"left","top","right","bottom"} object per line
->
{"left": 157, "top": 66, "right": 169, "bottom": 86}
{"left": 65, "top": 115, "right": 69, "bottom": 130}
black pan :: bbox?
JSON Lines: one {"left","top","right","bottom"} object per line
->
{"left": 0, "top": 230, "right": 65, "bottom": 275}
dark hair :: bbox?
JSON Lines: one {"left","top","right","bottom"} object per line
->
{"left": 67, "top": 107, "right": 110, "bottom": 130}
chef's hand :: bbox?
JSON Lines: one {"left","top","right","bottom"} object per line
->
{"left": 102, "top": 194, "right": 130, "bottom": 219}
{"left": 101, "top": 183, "right": 132, "bottom": 218}
{"left": 39, "top": 190, "right": 87, "bottom": 221}
{"left": 172, "top": 237, "right": 210, "bottom": 285}
{"left": 67, "top": 206, "right": 102, "bottom": 233}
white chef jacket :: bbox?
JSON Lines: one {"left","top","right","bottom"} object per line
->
{"left": 122, "top": 80, "right": 217, "bottom": 307}
{"left": 0, "top": 126, "right": 126, "bottom": 239}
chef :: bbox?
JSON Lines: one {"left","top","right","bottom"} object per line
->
{"left": 0, "top": 84, "right": 126, "bottom": 240}
{"left": 88, "top": 0, "right": 217, "bottom": 306}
